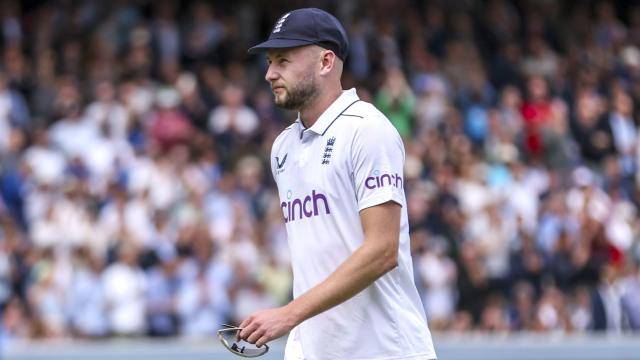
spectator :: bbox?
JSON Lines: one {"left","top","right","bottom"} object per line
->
{"left": 570, "top": 286, "right": 593, "bottom": 332}
{"left": 176, "top": 72, "right": 209, "bottom": 130}
{"left": 22, "top": 128, "right": 66, "bottom": 187}
{"left": 375, "top": 67, "right": 416, "bottom": 138}
{"left": 521, "top": 75, "right": 553, "bottom": 157}
{"left": 541, "top": 99, "right": 578, "bottom": 169}
{"left": 508, "top": 281, "right": 536, "bottom": 331}
{"left": 417, "top": 237, "right": 457, "bottom": 329}
{"left": 67, "top": 248, "right": 108, "bottom": 338}
{"left": 145, "top": 249, "right": 180, "bottom": 337}
{"left": 85, "top": 80, "right": 129, "bottom": 142}
{"left": 175, "top": 231, "right": 232, "bottom": 337}
{"left": 208, "top": 83, "right": 259, "bottom": 153}
{"left": 148, "top": 87, "right": 194, "bottom": 151}
{"left": 26, "top": 248, "right": 69, "bottom": 338}
{"left": 570, "top": 90, "right": 615, "bottom": 165}
{"left": 591, "top": 264, "right": 624, "bottom": 332}
{"left": 102, "top": 243, "right": 147, "bottom": 336}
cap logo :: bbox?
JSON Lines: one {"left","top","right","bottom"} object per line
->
{"left": 273, "top": 12, "right": 291, "bottom": 33}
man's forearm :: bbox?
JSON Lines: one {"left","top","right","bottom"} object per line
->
{"left": 284, "top": 238, "right": 398, "bottom": 327}
{"left": 237, "top": 203, "right": 402, "bottom": 347}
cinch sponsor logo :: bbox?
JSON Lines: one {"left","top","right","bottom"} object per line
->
{"left": 281, "top": 190, "right": 330, "bottom": 223}
{"left": 365, "top": 171, "right": 403, "bottom": 189}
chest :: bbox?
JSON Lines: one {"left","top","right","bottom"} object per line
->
{"left": 273, "top": 132, "right": 352, "bottom": 201}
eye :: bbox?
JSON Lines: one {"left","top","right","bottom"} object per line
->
{"left": 279, "top": 58, "right": 289, "bottom": 64}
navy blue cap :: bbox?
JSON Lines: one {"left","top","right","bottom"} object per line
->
{"left": 248, "top": 8, "right": 349, "bottom": 61}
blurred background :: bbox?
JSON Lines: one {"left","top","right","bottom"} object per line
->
{"left": 1, "top": 0, "right": 640, "bottom": 358}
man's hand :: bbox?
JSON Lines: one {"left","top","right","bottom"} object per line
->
{"left": 238, "top": 305, "right": 299, "bottom": 347}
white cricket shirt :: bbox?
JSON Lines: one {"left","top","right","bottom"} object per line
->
{"left": 271, "top": 88, "right": 437, "bottom": 360}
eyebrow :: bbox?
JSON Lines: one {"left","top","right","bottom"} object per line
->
{"left": 266, "top": 52, "right": 287, "bottom": 61}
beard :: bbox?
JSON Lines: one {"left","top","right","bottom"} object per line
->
{"left": 274, "top": 71, "right": 319, "bottom": 110}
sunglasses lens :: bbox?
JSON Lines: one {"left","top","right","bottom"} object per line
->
{"left": 218, "top": 328, "right": 268, "bottom": 357}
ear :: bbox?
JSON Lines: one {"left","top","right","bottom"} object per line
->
{"left": 319, "top": 50, "right": 337, "bottom": 76}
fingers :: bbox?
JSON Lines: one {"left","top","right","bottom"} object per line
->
{"left": 238, "top": 319, "right": 258, "bottom": 341}
{"left": 256, "top": 335, "right": 270, "bottom": 348}
{"left": 238, "top": 319, "right": 267, "bottom": 345}
{"left": 236, "top": 308, "right": 283, "bottom": 347}
{"left": 239, "top": 316, "right": 251, "bottom": 330}
{"left": 246, "top": 327, "right": 265, "bottom": 344}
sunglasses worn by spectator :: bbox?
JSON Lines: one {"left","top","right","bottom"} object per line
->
{"left": 217, "top": 324, "right": 270, "bottom": 358}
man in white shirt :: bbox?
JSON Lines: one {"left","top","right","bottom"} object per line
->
{"left": 240, "top": 8, "right": 437, "bottom": 359}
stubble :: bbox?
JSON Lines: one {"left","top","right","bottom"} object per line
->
{"left": 275, "top": 69, "right": 319, "bottom": 110}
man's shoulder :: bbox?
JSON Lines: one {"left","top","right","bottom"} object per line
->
{"left": 271, "top": 123, "right": 297, "bottom": 152}
{"left": 343, "top": 99, "right": 384, "bottom": 118}
{"left": 338, "top": 100, "right": 398, "bottom": 133}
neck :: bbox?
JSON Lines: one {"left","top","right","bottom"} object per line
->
{"left": 299, "top": 85, "right": 342, "bottom": 128}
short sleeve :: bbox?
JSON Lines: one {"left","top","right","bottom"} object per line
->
{"left": 351, "top": 117, "right": 406, "bottom": 211}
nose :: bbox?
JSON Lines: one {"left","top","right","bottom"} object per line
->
{"left": 265, "top": 65, "right": 279, "bottom": 82}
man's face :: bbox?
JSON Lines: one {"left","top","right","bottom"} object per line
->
{"left": 265, "top": 46, "right": 320, "bottom": 110}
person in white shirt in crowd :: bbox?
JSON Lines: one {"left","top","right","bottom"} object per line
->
{"left": 22, "top": 128, "right": 66, "bottom": 188}
{"left": 454, "top": 156, "right": 493, "bottom": 219}
{"left": 466, "top": 201, "right": 514, "bottom": 284}
{"left": 49, "top": 99, "right": 99, "bottom": 159}
{"left": 85, "top": 80, "right": 130, "bottom": 142}
{"left": 29, "top": 202, "right": 61, "bottom": 249}
{"left": 47, "top": 180, "right": 94, "bottom": 249}
{"left": 101, "top": 242, "right": 147, "bottom": 336}
{"left": 145, "top": 247, "right": 180, "bottom": 336}
{"left": 67, "top": 247, "right": 108, "bottom": 337}
{"left": 176, "top": 236, "right": 233, "bottom": 337}
{"left": 417, "top": 236, "right": 457, "bottom": 329}
{"left": 208, "top": 83, "right": 259, "bottom": 141}
{"left": 240, "top": 8, "right": 437, "bottom": 359}
{"left": 121, "top": 190, "right": 156, "bottom": 248}
{"left": 503, "top": 160, "right": 543, "bottom": 234}
{"left": 202, "top": 173, "right": 238, "bottom": 245}
{"left": 566, "top": 166, "right": 612, "bottom": 225}
{"left": 27, "top": 248, "right": 71, "bottom": 338}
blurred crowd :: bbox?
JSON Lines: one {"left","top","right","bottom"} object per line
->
{"left": 1, "top": 0, "right": 640, "bottom": 341}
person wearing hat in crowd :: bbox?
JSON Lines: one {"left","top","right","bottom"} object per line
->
{"left": 238, "top": 8, "right": 437, "bottom": 360}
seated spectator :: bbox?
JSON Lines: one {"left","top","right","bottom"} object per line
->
{"left": 145, "top": 249, "right": 180, "bottom": 337}
{"left": 68, "top": 247, "right": 108, "bottom": 338}
{"left": 148, "top": 87, "right": 193, "bottom": 151}
{"left": 570, "top": 90, "right": 615, "bottom": 165}
{"left": 208, "top": 83, "right": 259, "bottom": 151}
{"left": 102, "top": 243, "right": 147, "bottom": 336}
{"left": 375, "top": 67, "right": 415, "bottom": 138}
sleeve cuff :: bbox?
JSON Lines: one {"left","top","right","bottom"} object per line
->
{"left": 357, "top": 190, "right": 404, "bottom": 212}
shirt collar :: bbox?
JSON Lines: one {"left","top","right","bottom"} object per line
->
{"left": 296, "top": 88, "right": 359, "bottom": 136}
